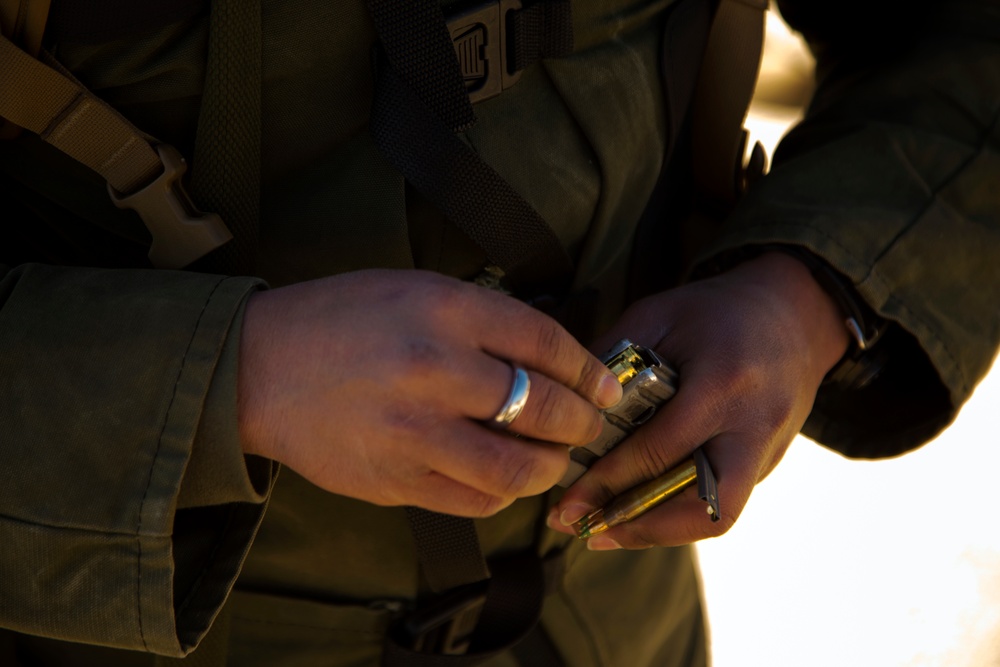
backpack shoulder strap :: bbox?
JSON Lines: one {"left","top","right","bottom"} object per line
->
{"left": 0, "top": 0, "right": 50, "bottom": 140}
{"left": 691, "top": 0, "right": 769, "bottom": 212}
{"left": 0, "top": 34, "right": 232, "bottom": 268}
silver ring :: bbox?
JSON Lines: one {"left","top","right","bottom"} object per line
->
{"left": 490, "top": 365, "right": 530, "bottom": 429}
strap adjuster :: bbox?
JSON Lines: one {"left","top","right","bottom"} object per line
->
{"left": 446, "top": 0, "right": 523, "bottom": 104}
{"left": 395, "top": 581, "right": 488, "bottom": 655}
{"left": 108, "top": 143, "right": 232, "bottom": 270}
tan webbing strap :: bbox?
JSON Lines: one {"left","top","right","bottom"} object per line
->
{"left": 0, "top": 34, "right": 162, "bottom": 193}
{"left": 691, "top": 0, "right": 767, "bottom": 210}
{"left": 0, "top": 32, "right": 232, "bottom": 268}
{"left": 0, "top": 0, "right": 51, "bottom": 139}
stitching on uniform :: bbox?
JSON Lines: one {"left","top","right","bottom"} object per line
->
{"left": 0, "top": 509, "right": 158, "bottom": 535}
{"left": 230, "top": 616, "right": 383, "bottom": 638}
{"left": 136, "top": 277, "right": 229, "bottom": 652}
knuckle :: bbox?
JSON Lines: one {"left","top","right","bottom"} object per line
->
{"left": 533, "top": 319, "right": 570, "bottom": 367}
{"left": 467, "top": 492, "right": 510, "bottom": 518}
{"left": 419, "top": 279, "right": 466, "bottom": 319}
{"left": 366, "top": 467, "right": 410, "bottom": 507}
{"left": 496, "top": 453, "right": 539, "bottom": 498}
{"left": 710, "top": 360, "right": 753, "bottom": 395}
{"left": 581, "top": 357, "right": 609, "bottom": 394}
{"left": 530, "top": 383, "right": 571, "bottom": 438}
{"left": 628, "top": 443, "right": 675, "bottom": 482}
{"left": 700, "top": 362, "right": 765, "bottom": 422}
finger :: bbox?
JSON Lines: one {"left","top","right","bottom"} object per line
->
{"left": 415, "top": 419, "right": 570, "bottom": 500}
{"left": 554, "top": 376, "right": 724, "bottom": 526}
{"left": 408, "top": 349, "right": 603, "bottom": 446}
{"left": 462, "top": 289, "right": 622, "bottom": 409}
{"left": 398, "top": 470, "right": 515, "bottom": 518}
{"left": 586, "top": 433, "right": 759, "bottom": 549}
{"left": 477, "top": 365, "right": 604, "bottom": 445}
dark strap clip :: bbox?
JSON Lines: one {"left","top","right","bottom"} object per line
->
{"left": 395, "top": 581, "right": 489, "bottom": 655}
{"left": 446, "top": 0, "right": 523, "bottom": 103}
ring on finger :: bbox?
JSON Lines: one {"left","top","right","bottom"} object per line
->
{"left": 489, "top": 365, "right": 530, "bottom": 429}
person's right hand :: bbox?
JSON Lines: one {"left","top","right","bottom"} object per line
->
{"left": 236, "top": 269, "right": 622, "bottom": 517}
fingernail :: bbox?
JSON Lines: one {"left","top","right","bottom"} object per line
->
{"left": 559, "top": 503, "right": 593, "bottom": 527}
{"left": 587, "top": 536, "right": 622, "bottom": 551}
{"left": 596, "top": 373, "right": 623, "bottom": 409}
{"left": 545, "top": 508, "right": 562, "bottom": 531}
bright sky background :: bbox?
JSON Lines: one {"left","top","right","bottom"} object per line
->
{"left": 697, "top": 12, "right": 1000, "bottom": 667}
{"left": 698, "top": 358, "right": 1000, "bottom": 667}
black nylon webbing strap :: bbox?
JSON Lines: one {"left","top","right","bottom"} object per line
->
{"left": 507, "top": 0, "right": 573, "bottom": 72}
{"left": 189, "top": 0, "right": 260, "bottom": 277}
{"left": 368, "top": 2, "right": 575, "bottom": 662}
{"left": 370, "top": 62, "right": 574, "bottom": 291}
{"left": 365, "top": 0, "right": 474, "bottom": 133}
{"left": 405, "top": 507, "right": 490, "bottom": 593}
{"left": 364, "top": 0, "right": 575, "bottom": 293}
{"left": 0, "top": 0, "right": 51, "bottom": 140}
{"left": 383, "top": 550, "right": 552, "bottom": 667}
{"left": 468, "top": 554, "right": 545, "bottom": 655}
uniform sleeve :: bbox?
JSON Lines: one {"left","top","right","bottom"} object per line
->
{"left": 694, "top": 0, "right": 1000, "bottom": 458}
{"left": 0, "top": 263, "right": 278, "bottom": 657}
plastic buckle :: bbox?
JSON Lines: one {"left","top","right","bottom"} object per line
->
{"left": 446, "top": 0, "right": 523, "bottom": 104}
{"left": 396, "top": 582, "right": 488, "bottom": 655}
{"left": 108, "top": 144, "right": 232, "bottom": 269}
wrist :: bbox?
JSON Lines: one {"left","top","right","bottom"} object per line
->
{"left": 701, "top": 242, "right": 890, "bottom": 390}
{"left": 758, "top": 245, "right": 890, "bottom": 389}
{"left": 733, "top": 251, "right": 853, "bottom": 379}
{"left": 236, "top": 290, "right": 279, "bottom": 461}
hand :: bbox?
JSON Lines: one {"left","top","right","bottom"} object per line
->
{"left": 548, "top": 252, "right": 851, "bottom": 549}
{"left": 237, "top": 269, "right": 623, "bottom": 517}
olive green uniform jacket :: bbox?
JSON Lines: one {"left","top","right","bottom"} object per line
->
{"left": 1, "top": 0, "right": 998, "bottom": 665}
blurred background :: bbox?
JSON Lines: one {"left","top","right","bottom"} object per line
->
{"left": 695, "top": 10, "right": 1000, "bottom": 667}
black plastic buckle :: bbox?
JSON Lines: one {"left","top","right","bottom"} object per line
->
{"left": 446, "top": 0, "right": 523, "bottom": 103}
{"left": 395, "top": 581, "right": 488, "bottom": 655}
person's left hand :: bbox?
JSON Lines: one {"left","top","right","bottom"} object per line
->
{"left": 547, "top": 251, "right": 852, "bottom": 549}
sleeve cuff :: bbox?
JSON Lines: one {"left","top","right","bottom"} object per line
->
{"left": 0, "top": 265, "right": 277, "bottom": 656}
{"left": 178, "top": 292, "right": 274, "bottom": 509}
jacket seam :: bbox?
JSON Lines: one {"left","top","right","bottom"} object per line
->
{"left": 868, "top": 103, "right": 1000, "bottom": 268}
{"left": 135, "top": 276, "right": 229, "bottom": 652}
{"left": 0, "top": 510, "right": 167, "bottom": 537}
